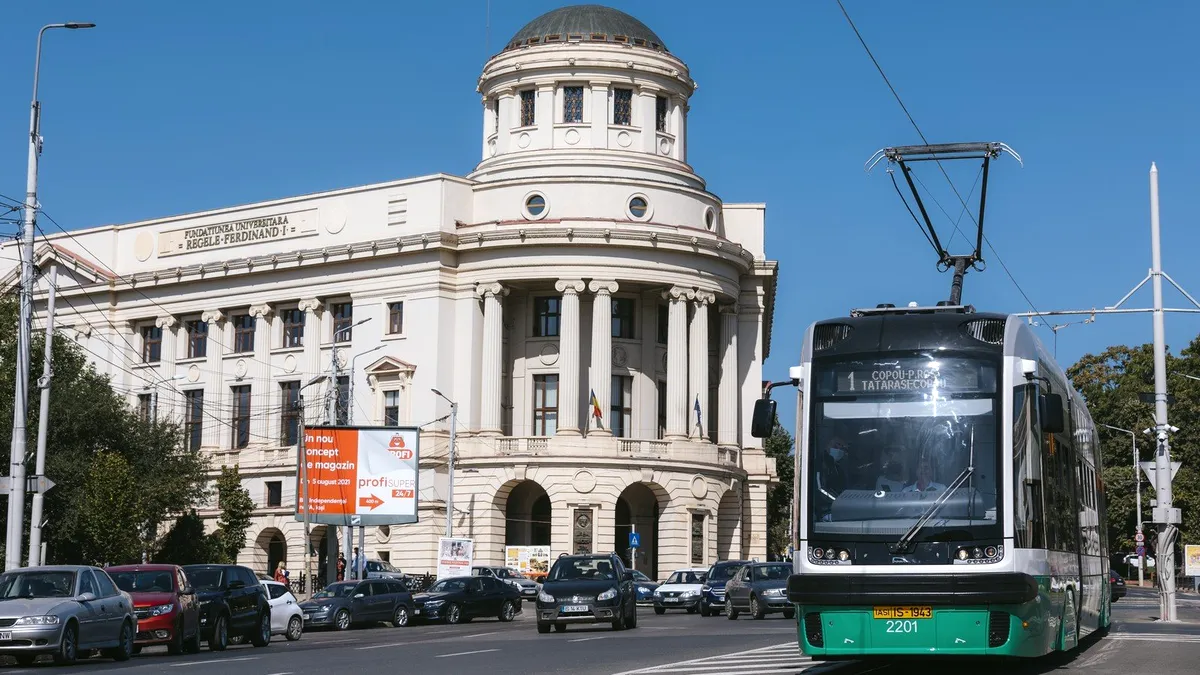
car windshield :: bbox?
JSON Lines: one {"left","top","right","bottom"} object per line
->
{"left": 809, "top": 355, "right": 1000, "bottom": 538}
{"left": 548, "top": 557, "right": 617, "bottom": 581}
{"left": 752, "top": 565, "right": 791, "bottom": 581}
{"left": 111, "top": 571, "right": 174, "bottom": 593}
{"left": 0, "top": 571, "right": 76, "bottom": 599}
{"left": 706, "top": 565, "right": 742, "bottom": 581}
{"left": 494, "top": 568, "right": 519, "bottom": 579}
{"left": 312, "top": 583, "right": 358, "bottom": 599}
{"left": 184, "top": 568, "right": 224, "bottom": 591}
{"left": 633, "top": 570, "right": 652, "bottom": 583}
{"left": 666, "top": 571, "right": 705, "bottom": 585}
{"left": 428, "top": 579, "right": 468, "bottom": 593}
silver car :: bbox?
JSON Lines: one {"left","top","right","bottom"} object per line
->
{"left": 0, "top": 565, "right": 136, "bottom": 666}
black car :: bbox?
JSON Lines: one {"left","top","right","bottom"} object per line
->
{"left": 412, "top": 576, "right": 523, "bottom": 624}
{"left": 1110, "top": 569, "right": 1127, "bottom": 602}
{"left": 700, "top": 560, "right": 750, "bottom": 616}
{"left": 724, "top": 562, "right": 794, "bottom": 620}
{"left": 181, "top": 564, "right": 272, "bottom": 651}
{"left": 535, "top": 553, "right": 637, "bottom": 633}
{"left": 300, "top": 578, "right": 415, "bottom": 630}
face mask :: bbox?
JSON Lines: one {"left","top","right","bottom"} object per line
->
{"left": 828, "top": 447, "right": 846, "bottom": 462}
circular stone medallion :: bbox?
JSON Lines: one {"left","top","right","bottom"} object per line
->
{"left": 564, "top": 128, "right": 580, "bottom": 145}
{"left": 133, "top": 232, "right": 154, "bottom": 262}
{"left": 612, "top": 345, "right": 628, "bottom": 367}
{"left": 517, "top": 132, "right": 532, "bottom": 149}
{"left": 539, "top": 343, "right": 560, "bottom": 366}
{"left": 323, "top": 202, "right": 348, "bottom": 234}
{"left": 691, "top": 475, "right": 709, "bottom": 500}
{"left": 573, "top": 470, "right": 596, "bottom": 494}
{"left": 234, "top": 359, "right": 248, "bottom": 379}
{"left": 187, "top": 364, "right": 201, "bottom": 383}
{"left": 616, "top": 131, "right": 632, "bottom": 148}
{"left": 282, "top": 354, "right": 298, "bottom": 373}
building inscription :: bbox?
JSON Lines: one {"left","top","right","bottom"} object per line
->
{"left": 158, "top": 209, "right": 319, "bottom": 257}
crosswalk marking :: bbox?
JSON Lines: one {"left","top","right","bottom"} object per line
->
{"left": 613, "top": 642, "right": 819, "bottom": 675}
{"left": 1108, "top": 632, "right": 1200, "bottom": 643}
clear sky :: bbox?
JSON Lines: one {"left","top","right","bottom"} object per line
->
{"left": 3, "top": 1, "right": 1198, "bottom": 431}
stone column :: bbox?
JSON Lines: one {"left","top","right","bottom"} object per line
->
{"left": 664, "top": 286, "right": 692, "bottom": 439}
{"left": 478, "top": 283, "right": 508, "bottom": 435}
{"left": 717, "top": 304, "right": 739, "bottom": 448}
{"left": 590, "top": 82, "right": 610, "bottom": 147}
{"left": 496, "top": 89, "right": 514, "bottom": 154}
{"left": 588, "top": 281, "right": 618, "bottom": 436}
{"left": 555, "top": 280, "right": 585, "bottom": 436}
{"left": 249, "top": 303, "right": 274, "bottom": 448}
{"left": 201, "top": 310, "right": 226, "bottom": 450}
{"left": 638, "top": 87, "right": 658, "bottom": 153}
{"left": 688, "top": 292, "right": 713, "bottom": 441}
{"left": 156, "top": 316, "right": 179, "bottom": 420}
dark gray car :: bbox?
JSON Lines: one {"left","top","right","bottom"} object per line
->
{"left": 723, "top": 562, "right": 795, "bottom": 620}
{"left": 300, "top": 579, "right": 414, "bottom": 630}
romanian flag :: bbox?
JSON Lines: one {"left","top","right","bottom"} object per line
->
{"left": 590, "top": 389, "right": 603, "bottom": 421}
{"left": 694, "top": 394, "right": 702, "bottom": 428}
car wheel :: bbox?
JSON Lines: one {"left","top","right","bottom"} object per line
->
{"left": 611, "top": 608, "right": 626, "bottom": 631}
{"left": 783, "top": 607, "right": 796, "bottom": 620}
{"left": 167, "top": 617, "right": 185, "bottom": 655}
{"left": 554, "top": 622, "right": 567, "bottom": 633}
{"left": 726, "top": 597, "right": 739, "bottom": 620}
{"left": 499, "top": 600, "right": 516, "bottom": 622}
{"left": 185, "top": 624, "right": 202, "bottom": 653}
{"left": 109, "top": 620, "right": 134, "bottom": 662}
{"left": 537, "top": 621, "right": 551, "bottom": 634}
{"left": 627, "top": 604, "right": 638, "bottom": 629}
{"left": 750, "top": 595, "right": 765, "bottom": 620}
{"left": 251, "top": 612, "right": 271, "bottom": 647}
{"left": 53, "top": 621, "right": 78, "bottom": 665}
{"left": 286, "top": 615, "right": 303, "bottom": 641}
{"left": 686, "top": 605, "right": 697, "bottom": 614}
{"left": 393, "top": 605, "right": 410, "bottom": 628}
{"left": 444, "top": 603, "right": 462, "bottom": 625}
{"left": 209, "top": 614, "right": 229, "bottom": 651}
{"left": 334, "top": 608, "right": 352, "bottom": 631}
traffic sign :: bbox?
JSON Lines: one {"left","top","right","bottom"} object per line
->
{"left": 1139, "top": 461, "right": 1183, "bottom": 491}
{"left": 1136, "top": 545, "right": 1146, "bottom": 556}
{"left": 1136, "top": 532, "right": 1145, "bottom": 543}
{"left": 629, "top": 532, "right": 641, "bottom": 549}
{"left": 0, "top": 475, "right": 56, "bottom": 493}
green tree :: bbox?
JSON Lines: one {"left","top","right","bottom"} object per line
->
{"left": 763, "top": 414, "right": 795, "bottom": 560}
{"left": 156, "top": 510, "right": 219, "bottom": 565}
{"left": 77, "top": 451, "right": 145, "bottom": 565}
{"left": 212, "top": 465, "right": 255, "bottom": 563}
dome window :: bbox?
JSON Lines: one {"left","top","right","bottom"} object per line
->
{"left": 524, "top": 192, "right": 549, "bottom": 220}
{"left": 627, "top": 195, "right": 652, "bottom": 221}
{"left": 704, "top": 207, "right": 717, "bottom": 231}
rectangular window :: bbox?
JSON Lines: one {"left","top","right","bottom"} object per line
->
{"left": 611, "top": 375, "right": 633, "bottom": 438}
{"left": 613, "top": 88, "right": 632, "bottom": 126}
{"left": 138, "top": 393, "right": 154, "bottom": 423}
{"left": 612, "top": 298, "right": 636, "bottom": 339}
{"left": 532, "top": 374, "right": 559, "bottom": 436}
{"left": 336, "top": 375, "right": 350, "bottom": 426}
{"left": 657, "top": 305, "right": 669, "bottom": 345}
{"left": 491, "top": 99, "right": 499, "bottom": 134}
{"left": 184, "top": 389, "right": 204, "bottom": 451}
{"left": 266, "top": 481, "right": 282, "bottom": 508}
{"left": 533, "top": 297, "right": 561, "bottom": 337}
{"left": 384, "top": 390, "right": 400, "bottom": 426}
{"left": 231, "top": 385, "right": 251, "bottom": 449}
{"left": 141, "top": 325, "right": 162, "bottom": 363}
{"left": 657, "top": 381, "right": 667, "bottom": 439}
{"left": 520, "top": 89, "right": 536, "bottom": 127}
{"left": 655, "top": 95, "right": 668, "bottom": 132}
{"left": 280, "top": 381, "right": 300, "bottom": 446}
{"left": 233, "top": 314, "right": 255, "bottom": 353}
{"left": 186, "top": 320, "right": 208, "bottom": 359}
{"left": 691, "top": 513, "right": 705, "bottom": 564}
{"left": 563, "top": 86, "right": 584, "bottom": 123}
{"left": 332, "top": 302, "right": 353, "bottom": 342}
{"left": 387, "top": 301, "right": 404, "bottom": 335}
{"left": 282, "top": 308, "right": 304, "bottom": 348}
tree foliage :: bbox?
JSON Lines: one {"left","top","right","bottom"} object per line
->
{"left": 212, "top": 465, "right": 255, "bottom": 563}
{"left": 763, "top": 414, "right": 795, "bottom": 560}
{"left": 155, "top": 510, "right": 219, "bottom": 565}
{"left": 0, "top": 297, "right": 209, "bottom": 565}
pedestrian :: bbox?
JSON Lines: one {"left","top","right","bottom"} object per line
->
{"left": 351, "top": 546, "right": 363, "bottom": 580}
{"left": 274, "top": 562, "right": 288, "bottom": 585}
{"left": 337, "top": 553, "right": 346, "bottom": 582}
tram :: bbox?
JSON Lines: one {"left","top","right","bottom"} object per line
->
{"left": 752, "top": 304, "right": 1110, "bottom": 658}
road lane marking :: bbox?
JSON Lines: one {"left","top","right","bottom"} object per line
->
{"left": 170, "top": 657, "right": 260, "bottom": 667}
{"left": 436, "top": 648, "right": 501, "bottom": 658}
{"left": 357, "top": 641, "right": 414, "bottom": 650}
{"left": 612, "top": 642, "right": 808, "bottom": 675}
{"left": 569, "top": 636, "right": 612, "bottom": 642}
{"left": 462, "top": 631, "right": 500, "bottom": 638}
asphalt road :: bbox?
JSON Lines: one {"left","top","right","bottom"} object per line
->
{"left": 4, "top": 589, "right": 1199, "bottom": 674}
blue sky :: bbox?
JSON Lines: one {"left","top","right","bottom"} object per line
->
{"left": 3, "top": 1, "right": 1199, "bottom": 431}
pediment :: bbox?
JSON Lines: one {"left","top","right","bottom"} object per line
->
{"left": 365, "top": 355, "right": 417, "bottom": 376}
{"left": 0, "top": 243, "right": 114, "bottom": 292}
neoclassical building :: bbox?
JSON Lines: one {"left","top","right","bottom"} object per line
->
{"left": 5, "top": 5, "right": 778, "bottom": 581}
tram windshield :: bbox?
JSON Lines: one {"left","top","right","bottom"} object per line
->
{"left": 808, "top": 355, "right": 1000, "bottom": 538}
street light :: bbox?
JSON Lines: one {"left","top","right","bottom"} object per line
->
{"left": 298, "top": 374, "right": 328, "bottom": 598}
{"left": 6, "top": 20, "right": 96, "bottom": 572}
{"left": 328, "top": 317, "right": 371, "bottom": 424}
{"left": 346, "top": 345, "right": 385, "bottom": 425}
{"left": 1102, "top": 423, "right": 1145, "bottom": 587}
{"left": 1172, "top": 371, "right": 1200, "bottom": 382}
{"left": 431, "top": 388, "right": 458, "bottom": 538}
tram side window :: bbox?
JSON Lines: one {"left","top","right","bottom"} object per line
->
{"left": 1013, "top": 385, "right": 1045, "bottom": 548}
{"left": 1041, "top": 396, "right": 1081, "bottom": 554}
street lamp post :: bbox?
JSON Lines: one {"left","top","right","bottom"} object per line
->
{"left": 5, "top": 21, "right": 96, "bottom": 572}
{"left": 298, "top": 374, "right": 328, "bottom": 598}
{"left": 431, "top": 389, "right": 458, "bottom": 538}
{"left": 328, "top": 317, "right": 371, "bottom": 425}
{"left": 347, "top": 345, "right": 385, "bottom": 426}
{"left": 1102, "top": 424, "right": 1144, "bottom": 586}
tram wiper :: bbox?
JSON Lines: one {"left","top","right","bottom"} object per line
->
{"left": 892, "top": 427, "right": 975, "bottom": 554}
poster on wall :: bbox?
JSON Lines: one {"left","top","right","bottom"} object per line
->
{"left": 437, "top": 537, "right": 474, "bottom": 579}
{"left": 295, "top": 425, "right": 419, "bottom": 525}
{"left": 505, "top": 545, "right": 551, "bottom": 580}
{"left": 1185, "top": 544, "right": 1200, "bottom": 577}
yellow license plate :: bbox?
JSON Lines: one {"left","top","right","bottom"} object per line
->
{"left": 872, "top": 606, "right": 932, "bottom": 619}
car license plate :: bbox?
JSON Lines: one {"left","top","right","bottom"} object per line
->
{"left": 0, "top": 631, "right": 10, "bottom": 641}
{"left": 872, "top": 606, "right": 932, "bottom": 619}
{"left": 664, "top": 597, "right": 678, "bottom": 603}
{"left": 560, "top": 605, "right": 589, "bottom": 613}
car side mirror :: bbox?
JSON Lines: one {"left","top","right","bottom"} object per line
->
{"left": 353, "top": 593, "right": 365, "bottom": 599}
{"left": 1039, "top": 393, "right": 1065, "bottom": 434}
{"left": 750, "top": 398, "right": 777, "bottom": 438}
{"left": 181, "top": 586, "right": 194, "bottom": 596}
{"left": 228, "top": 580, "right": 245, "bottom": 590}
{"left": 76, "top": 592, "right": 97, "bottom": 603}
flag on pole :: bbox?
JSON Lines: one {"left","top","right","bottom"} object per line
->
{"left": 694, "top": 394, "right": 702, "bottom": 428}
{"left": 590, "top": 389, "right": 603, "bottom": 422}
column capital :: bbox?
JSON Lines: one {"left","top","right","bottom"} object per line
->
{"left": 476, "top": 282, "right": 509, "bottom": 299}
{"left": 718, "top": 302, "right": 738, "bottom": 315}
{"left": 298, "top": 298, "right": 324, "bottom": 313}
{"left": 74, "top": 322, "right": 92, "bottom": 337}
{"left": 555, "top": 279, "right": 586, "bottom": 295}
{"left": 155, "top": 316, "right": 178, "bottom": 330}
{"left": 663, "top": 285, "right": 694, "bottom": 302}
{"left": 693, "top": 290, "right": 717, "bottom": 306}
{"left": 249, "top": 303, "right": 273, "bottom": 319}
{"left": 588, "top": 280, "right": 619, "bottom": 295}
{"left": 201, "top": 309, "right": 226, "bottom": 324}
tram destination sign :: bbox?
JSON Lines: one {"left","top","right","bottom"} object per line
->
{"left": 158, "top": 208, "right": 319, "bottom": 257}
{"left": 830, "top": 358, "right": 990, "bottom": 395}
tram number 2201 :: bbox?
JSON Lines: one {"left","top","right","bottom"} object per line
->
{"left": 885, "top": 620, "right": 919, "bottom": 633}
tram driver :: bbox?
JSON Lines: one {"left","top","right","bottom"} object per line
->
{"left": 903, "top": 458, "right": 947, "bottom": 493}
{"left": 815, "top": 436, "right": 851, "bottom": 520}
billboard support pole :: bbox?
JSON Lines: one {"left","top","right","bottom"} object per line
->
{"left": 299, "top": 396, "right": 311, "bottom": 598}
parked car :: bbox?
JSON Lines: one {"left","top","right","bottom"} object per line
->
{"left": 471, "top": 566, "right": 540, "bottom": 601}
{"left": 653, "top": 568, "right": 707, "bottom": 614}
{"left": 364, "top": 559, "right": 407, "bottom": 582}
{"left": 724, "top": 562, "right": 794, "bottom": 620}
{"left": 0, "top": 565, "right": 136, "bottom": 666}
{"left": 535, "top": 553, "right": 637, "bottom": 633}
{"left": 412, "top": 576, "right": 523, "bottom": 624}
{"left": 108, "top": 564, "right": 201, "bottom": 655}
{"left": 632, "top": 569, "right": 658, "bottom": 605}
{"left": 300, "top": 578, "right": 414, "bottom": 630}
{"left": 700, "top": 560, "right": 750, "bottom": 616}
{"left": 181, "top": 564, "right": 272, "bottom": 651}
{"left": 260, "top": 580, "right": 304, "bottom": 641}
{"left": 1111, "top": 569, "right": 1127, "bottom": 602}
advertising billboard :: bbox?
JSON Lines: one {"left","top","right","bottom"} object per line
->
{"left": 505, "top": 545, "right": 551, "bottom": 580}
{"left": 296, "top": 425, "right": 419, "bottom": 526}
{"left": 1186, "top": 544, "right": 1200, "bottom": 578}
{"left": 437, "top": 537, "right": 474, "bottom": 579}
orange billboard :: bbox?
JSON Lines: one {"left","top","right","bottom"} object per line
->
{"left": 296, "top": 425, "right": 419, "bottom": 525}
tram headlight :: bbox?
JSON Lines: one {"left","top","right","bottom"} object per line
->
{"left": 984, "top": 546, "right": 998, "bottom": 558}
{"left": 957, "top": 548, "right": 969, "bottom": 561}
{"left": 955, "top": 545, "right": 1003, "bottom": 564}
{"left": 825, "top": 548, "right": 836, "bottom": 560}
{"left": 837, "top": 549, "right": 850, "bottom": 562}
{"left": 811, "top": 547, "right": 824, "bottom": 561}
{"left": 972, "top": 547, "right": 983, "bottom": 559}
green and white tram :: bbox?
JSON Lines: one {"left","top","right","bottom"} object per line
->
{"left": 753, "top": 305, "right": 1110, "bottom": 658}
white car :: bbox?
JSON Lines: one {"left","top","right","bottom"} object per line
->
{"left": 652, "top": 568, "right": 709, "bottom": 614}
{"left": 261, "top": 580, "right": 303, "bottom": 641}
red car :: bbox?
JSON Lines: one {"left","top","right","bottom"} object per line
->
{"left": 107, "top": 564, "right": 201, "bottom": 655}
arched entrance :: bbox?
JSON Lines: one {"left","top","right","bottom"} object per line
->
{"left": 307, "top": 525, "right": 332, "bottom": 591}
{"left": 616, "top": 483, "right": 662, "bottom": 579}
{"left": 716, "top": 490, "right": 741, "bottom": 560}
{"left": 505, "top": 480, "right": 551, "bottom": 546}
{"left": 255, "top": 528, "right": 287, "bottom": 578}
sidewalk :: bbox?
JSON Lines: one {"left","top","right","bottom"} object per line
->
{"left": 1114, "top": 586, "right": 1200, "bottom": 630}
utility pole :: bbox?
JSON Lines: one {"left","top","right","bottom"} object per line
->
{"left": 6, "top": 22, "right": 95, "bottom": 571}
{"left": 297, "top": 374, "right": 327, "bottom": 597}
{"left": 27, "top": 265, "right": 57, "bottom": 566}
{"left": 432, "top": 389, "right": 457, "bottom": 537}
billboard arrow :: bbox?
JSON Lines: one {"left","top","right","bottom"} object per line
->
{"left": 359, "top": 494, "right": 385, "bottom": 510}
